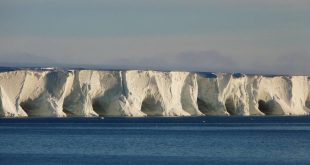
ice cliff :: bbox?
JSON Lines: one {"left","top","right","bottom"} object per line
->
{"left": 0, "top": 69, "right": 309, "bottom": 117}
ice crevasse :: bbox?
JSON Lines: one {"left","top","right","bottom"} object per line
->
{"left": 0, "top": 69, "right": 309, "bottom": 117}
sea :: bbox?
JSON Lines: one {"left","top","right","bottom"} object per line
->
{"left": 1, "top": 116, "right": 310, "bottom": 165}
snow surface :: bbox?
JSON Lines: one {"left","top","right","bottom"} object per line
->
{"left": 0, "top": 69, "right": 309, "bottom": 117}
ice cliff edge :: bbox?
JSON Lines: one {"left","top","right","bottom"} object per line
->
{"left": 0, "top": 69, "right": 309, "bottom": 117}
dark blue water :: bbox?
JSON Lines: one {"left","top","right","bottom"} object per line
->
{"left": 1, "top": 116, "right": 310, "bottom": 165}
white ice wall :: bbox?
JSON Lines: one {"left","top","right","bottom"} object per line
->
{"left": 197, "top": 74, "right": 310, "bottom": 116}
{"left": 0, "top": 69, "right": 309, "bottom": 117}
{"left": 306, "top": 80, "right": 310, "bottom": 111}
{"left": 123, "top": 71, "right": 202, "bottom": 116}
{"left": 197, "top": 73, "right": 260, "bottom": 116}
{"left": 251, "top": 76, "right": 309, "bottom": 115}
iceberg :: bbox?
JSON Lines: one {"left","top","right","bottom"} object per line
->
{"left": 0, "top": 69, "right": 309, "bottom": 117}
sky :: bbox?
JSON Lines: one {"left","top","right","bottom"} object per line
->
{"left": 0, "top": 0, "right": 309, "bottom": 75}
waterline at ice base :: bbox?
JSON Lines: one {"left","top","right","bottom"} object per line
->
{"left": 0, "top": 68, "right": 309, "bottom": 117}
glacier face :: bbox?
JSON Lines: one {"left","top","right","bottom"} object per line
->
{"left": 0, "top": 69, "right": 309, "bottom": 117}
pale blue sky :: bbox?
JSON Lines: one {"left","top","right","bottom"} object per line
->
{"left": 0, "top": 0, "right": 309, "bottom": 75}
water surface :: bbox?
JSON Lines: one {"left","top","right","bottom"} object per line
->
{"left": 1, "top": 116, "right": 310, "bottom": 165}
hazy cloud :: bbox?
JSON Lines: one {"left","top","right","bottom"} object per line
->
{"left": 174, "top": 51, "right": 238, "bottom": 72}
{"left": 0, "top": 53, "right": 56, "bottom": 67}
{"left": 0, "top": 35, "right": 309, "bottom": 75}
{"left": 274, "top": 52, "right": 310, "bottom": 75}
{"left": 90, "top": 50, "right": 310, "bottom": 76}
{"left": 237, "top": 52, "right": 310, "bottom": 75}
{"left": 3, "top": 0, "right": 310, "bottom": 8}
{"left": 101, "top": 50, "right": 239, "bottom": 72}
